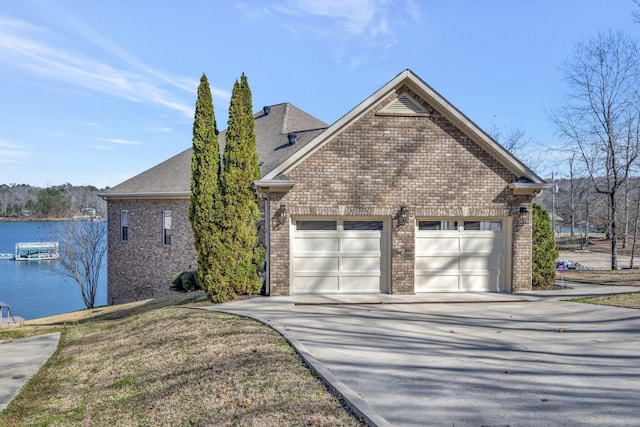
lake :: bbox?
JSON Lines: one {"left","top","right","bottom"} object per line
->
{"left": 0, "top": 221, "right": 107, "bottom": 320}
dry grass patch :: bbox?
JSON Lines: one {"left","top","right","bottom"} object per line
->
{"left": 568, "top": 292, "right": 640, "bottom": 310}
{"left": 0, "top": 307, "right": 361, "bottom": 426}
{"left": 561, "top": 269, "right": 640, "bottom": 286}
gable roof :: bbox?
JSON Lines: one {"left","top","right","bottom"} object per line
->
{"left": 100, "top": 103, "right": 328, "bottom": 199}
{"left": 258, "top": 69, "right": 548, "bottom": 192}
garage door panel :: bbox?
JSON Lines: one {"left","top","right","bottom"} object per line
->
{"left": 415, "top": 274, "right": 459, "bottom": 291}
{"left": 294, "top": 256, "right": 339, "bottom": 272}
{"left": 294, "top": 236, "right": 339, "bottom": 252}
{"left": 460, "top": 274, "right": 497, "bottom": 291}
{"left": 459, "top": 254, "right": 500, "bottom": 270}
{"left": 341, "top": 276, "right": 382, "bottom": 292}
{"left": 460, "top": 236, "right": 503, "bottom": 252}
{"left": 415, "top": 220, "right": 506, "bottom": 292}
{"left": 342, "top": 236, "right": 381, "bottom": 252}
{"left": 341, "top": 256, "right": 381, "bottom": 271}
{"left": 294, "top": 276, "right": 340, "bottom": 293}
{"left": 415, "top": 256, "right": 459, "bottom": 270}
{"left": 416, "top": 236, "right": 460, "bottom": 252}
{"left": 293, "top": 219, "right": 386, "bottom": 294}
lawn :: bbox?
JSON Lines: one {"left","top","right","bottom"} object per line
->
{"left": 561, "top": 269, "right": 640, "bottom": 309}
{"left": 0, "top": 295, "right": 362, "bottom": 426}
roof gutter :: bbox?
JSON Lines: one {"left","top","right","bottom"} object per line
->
{"left": 99, "top": 191, "right": 191, "bottom": 200}
{"left": 254, "top": 178, "right": 296, "bottom": 194}
{"left": 508, "top": 182, "right": 554, "bottom": 195}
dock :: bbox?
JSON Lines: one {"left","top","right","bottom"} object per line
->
{"left": 0, "top": 300, "right": 24, "bottom": 324}
{"left": 14, "top": 242, "right": 59, "bottom": 261}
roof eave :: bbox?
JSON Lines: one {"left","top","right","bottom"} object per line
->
{"left": 254, "top": 179, "right": 297, "bottom": 194}
{"left": 99, "top": 191, "right": 191, "bottom": 200}
{"left": 508, "top": 182, "right": 554, "bottom": 195}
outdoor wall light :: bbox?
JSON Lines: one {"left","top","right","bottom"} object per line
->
{"left": 398, "top": 205, "right": 409, "bottom": 226}
{"left": 518, "top": 206, "right": 529, "bottom": 226}
{"left": 275, "top": 204, "right": 288, "bottom": 227}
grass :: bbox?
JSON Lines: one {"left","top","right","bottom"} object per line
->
{"left": 556, "top": 234, "right": 640, "bottom": 309}
{"left": 561, "top": 268, "right": 640, "bottom": 286}
{"left": 568, "top": 292, "right": 640, "bottom": 309}
{"left": 557, "top": 256, "right": 640, "bottom": 309}
{"left": 0, "top": 294, "right": 362, "bottom": 426}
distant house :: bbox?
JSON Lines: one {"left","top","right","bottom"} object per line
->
{"left": 100, "top": 69, "right": 549, "bottom": 304}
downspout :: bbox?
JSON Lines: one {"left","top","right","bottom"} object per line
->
{"left": 265, "top": 193, "right": 271, "bottom": 296}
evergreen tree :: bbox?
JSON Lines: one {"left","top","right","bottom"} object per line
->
{"left": 190, "top": 74, "right": 232, "bottom": 302}
{"left": 532, "top": 203, "right": 558, "bottom": 287}
{"left": 220, "top": 73, "right": 264, "bottom": 296}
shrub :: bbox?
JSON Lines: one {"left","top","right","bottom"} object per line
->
{"left": 532, "top": 203, "right": 558, "bottom": 287}
{"left": 170, "top": 271, "right": 200, "bottom": 292}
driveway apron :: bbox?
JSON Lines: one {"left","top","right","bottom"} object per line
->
{"left": 211, "top": 287, "right": 640, "bottom": 426}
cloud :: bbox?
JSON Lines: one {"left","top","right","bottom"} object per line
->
{"left": 261, "top": 0, "right": 421, "bottom": 66}
{"left": 0, "top": 16, "right": 196, "bottom": 118}
{"left": 100, "top": 138, "right": 143, "bottom": 145}
{"left": 0, "top": 139, "right": 31, "bottom": 163}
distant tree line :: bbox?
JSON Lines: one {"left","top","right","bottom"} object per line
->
{"left": 0, "top": 183, "right": 107, "bottom": 219}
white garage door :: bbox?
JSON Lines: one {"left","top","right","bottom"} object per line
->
{"left": 415, "top": 220, "right": 506, "bottom": 292}
{"left": 292, "top": 219, "right": 387, "bottom": 294}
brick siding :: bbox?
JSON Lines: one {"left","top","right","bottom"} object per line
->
{"left": 268, "top": 88, "right": 533, "bottom": 295}
{"left": 107, "top": 198, "right": 197, "bottom": 304}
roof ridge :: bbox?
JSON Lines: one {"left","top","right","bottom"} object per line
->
{"left": 281, "top": 103, "right": 290, "bottom": 134}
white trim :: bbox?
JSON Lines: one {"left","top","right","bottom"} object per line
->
{"left": 509, "top": 182, "right": 554, "bottom": 195}
{"left": 265, "top": 195, "right": 271, "bottom": 296}
{"left": 254, "top": 179, "right": 296, "bottom": 193}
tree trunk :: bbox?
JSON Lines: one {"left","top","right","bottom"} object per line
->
{"left": 611, "top": 192, "right": 618, "bottom": 270}
{"left": 630, "top": 191, "right": 640, "bottom": 268}
{"left": 623, "top": 182, "right": 629, "bottom": 248}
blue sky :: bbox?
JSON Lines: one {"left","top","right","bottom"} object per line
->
{"left": 0, "top": 1, "right": 638, "bottom": 188}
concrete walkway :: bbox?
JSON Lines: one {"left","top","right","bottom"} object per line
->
{"left": 210, "top": 284, "right": 640, "bottom": 426}
{"left": 0, "top": 333, "right": 60, "bottom": 412}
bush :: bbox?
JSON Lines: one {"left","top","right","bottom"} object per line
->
{"left": 532, "top": 203, "right": 558, "bottom": 287}
{"left": 170, "top": 271, "right": 200, "bottom": 292}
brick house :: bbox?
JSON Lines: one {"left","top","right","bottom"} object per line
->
{"left": 101, "top": 69, "right": 549, "bottom": 303}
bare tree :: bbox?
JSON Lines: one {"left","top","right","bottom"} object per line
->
{"left": 489, "top": 125, "right": 546, "bottom": 172}
{"left": 552, "top": 31, "right": 640, "bottom": 269}
{"left": 56, "top": 221, "right": 106, "bottom": 309}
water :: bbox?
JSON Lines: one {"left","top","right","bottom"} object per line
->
{"left": 0, "top": 221, "right": 107, "bottom": 320}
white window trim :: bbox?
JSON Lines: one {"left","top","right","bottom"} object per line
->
{"left": 162, "top": 211, "right": 172, "bottom": 246}
{"left": 121, "top": 210, "right": 129, "bottom": 242}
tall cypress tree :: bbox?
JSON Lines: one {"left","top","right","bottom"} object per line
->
{"left": 221, "top": 73, "right": 264, "bottom": 295}
{"left": 190, "top": 74, "right": 232, "bottom": 302}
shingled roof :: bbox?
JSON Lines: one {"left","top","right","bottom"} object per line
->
{"left": 100, "top": 103, "right": 328, "bottom": 198}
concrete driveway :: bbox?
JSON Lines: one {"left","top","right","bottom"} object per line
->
{"left": 211, "top": 284, "right": 640, "bottom": 426}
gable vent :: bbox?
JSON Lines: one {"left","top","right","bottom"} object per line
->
{"left": 377, "top": 94, "right": 430, "bottom": 116}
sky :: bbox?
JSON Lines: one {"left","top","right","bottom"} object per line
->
{"left": 0, "top": 0, "right": 639, "bottom": 188}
